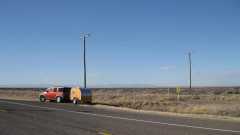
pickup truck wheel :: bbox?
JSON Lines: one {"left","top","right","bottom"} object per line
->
{"left": 39, "top": 96, "right": 46, "bottom": 102}
{"left": 56, "top": 97, "right": 62, "bottom": 103}
{"left": 73, "top": 99, "right": 79, "bottom": 104}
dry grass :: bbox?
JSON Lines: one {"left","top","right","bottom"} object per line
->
{"left": 92, "top": 88, "right": 240, "bottom": 117}
{"left": 0, "top": 89, "right": 41, "bottom": 101}
{"left": 0, "top": 87, "right": 240, "bottom": 117}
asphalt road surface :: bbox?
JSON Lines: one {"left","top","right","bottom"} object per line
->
{"left": 0, "top": 99, "right": 239, "bottom": 135}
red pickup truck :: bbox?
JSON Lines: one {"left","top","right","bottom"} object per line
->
{"left": 39, "top": 87, "right": 71, "bottom": 103}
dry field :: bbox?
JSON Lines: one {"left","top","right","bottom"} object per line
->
{"left": 0, "top": 88, "right": 42, "bottom": 101}
{"left": 0, "top": 87, "right": 240, "bottom": 117}
{"left": 93, "top": 87, "right": 240, "bottom": 117}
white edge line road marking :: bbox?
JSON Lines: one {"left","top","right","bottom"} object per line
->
{"left": 1, "top": 100, "right": 240, "bottom": 134}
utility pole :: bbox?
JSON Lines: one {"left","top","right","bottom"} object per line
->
{"left": 80, "top": 33, "right": 90, "bottom": 89}
{"left": 188, "top": 52, "right": 192, "bottom": 89}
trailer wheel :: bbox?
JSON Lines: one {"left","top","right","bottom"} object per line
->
{"left": 73, "top": 98, "right": 79, "bottom": 104}
{"left": 56, "top": 97, "right": 62, "bottom": 103}
{"left": 39, "top": 96, "right": 46, "bottom": 102}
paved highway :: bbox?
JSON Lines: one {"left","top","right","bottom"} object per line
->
{"left": 0, "top": 99, "right": 239, "bottom": 135}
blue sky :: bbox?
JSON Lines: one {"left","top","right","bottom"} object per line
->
{"left": 0, "top": 0, "right": 240, "bottom": 87}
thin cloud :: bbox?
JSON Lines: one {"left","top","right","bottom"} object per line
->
{"left": 159, "top": 65, "right": 176, "bottom": 71}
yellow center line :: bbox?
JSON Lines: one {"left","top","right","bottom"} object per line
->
{"left": 0, "top": 109, "right": 7, "bottom": 112}
{"left": 97, "top": 129, "right": 112, "bottom": 135}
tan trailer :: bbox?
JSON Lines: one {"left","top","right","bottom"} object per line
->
{"left": 70, "top": 87, "right": 92, "bottom": 104}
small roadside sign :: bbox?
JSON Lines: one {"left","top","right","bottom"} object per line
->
{"left": 176, "top": 87, "right": 181, "bottom": 94}
{"left": 176, "top": 87, "right": 181, "bottom": 101}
